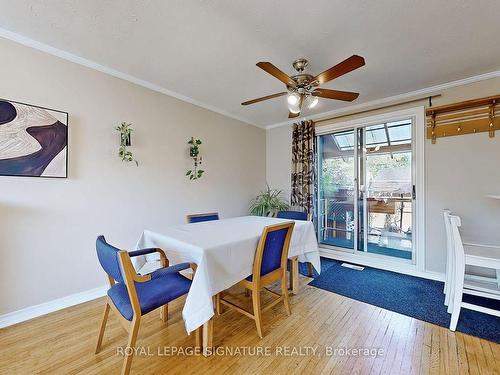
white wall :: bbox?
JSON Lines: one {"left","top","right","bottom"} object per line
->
{"left": 266, "top": 77, "right": 500, "bottom": 275}
{"left": 0, "top": 37, "right": 266, "bottom": 315}
{"left": 266, "top": 125, "right": 292, "bottom": 199}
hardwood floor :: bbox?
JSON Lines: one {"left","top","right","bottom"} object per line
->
{"left": 1, "top": 276, "right": 498, "bottom": 374}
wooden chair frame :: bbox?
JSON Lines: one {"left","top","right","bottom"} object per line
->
{"left": 217, "top": 222, "right": 295, "bottom": 338}
{"left": 186, "top": 212, "right": 219, "bottom": 223}
{"left": 275, "top": 210, "right": 315, "bottom": 278}
{"left": 94, "top": 248, "right": 200, "bottom": 375}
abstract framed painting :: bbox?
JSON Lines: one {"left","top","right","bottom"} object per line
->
{"left": 0, "top": 98, "right": 68, "bottom": 178}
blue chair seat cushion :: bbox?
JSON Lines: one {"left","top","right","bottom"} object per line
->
{"left": 107, "top": 272, "right": 191, "bottom": 321}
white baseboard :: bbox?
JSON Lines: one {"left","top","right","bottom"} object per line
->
{"left": 319, "top": 247, "right": 445, "bottom": 282}
{"left": 0, "top": 285, "right": 107, "bottom": 329}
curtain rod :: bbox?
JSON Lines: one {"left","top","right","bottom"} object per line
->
{"left": 314, "top": 94, "right": 442, "bottom": 124}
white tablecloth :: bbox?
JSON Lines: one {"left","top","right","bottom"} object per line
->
{"left": 134, "top": 216, "right": 320, "bottom": 333}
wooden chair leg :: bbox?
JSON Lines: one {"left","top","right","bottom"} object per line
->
{"left": 95, "top": 302, "right": 110, "bottom": 354}
{"left": 195, "top": 326, "right": 202, "bottom": 348}
{"left": 289, "top": 257, "right": 299, "bottom": 294}
{"left": 281, "top": 274, "right": 291, "bottom": 316}
{"left": 202, "top": 319, "right": 213, "bottom": 357}
{"left": 121, "top": 317, "right": 140, "bottom": 375}
{"left": 160, "top": 304, "right": 168, "bottom": 323}
{"left": 215, "top": 293, "right": 222, "bottom": 315}
{"left": 307, "top": 262, "right": 314, "bottom": 277}
{"left": 252, "top": 288, "right": 263, "bottom": 338}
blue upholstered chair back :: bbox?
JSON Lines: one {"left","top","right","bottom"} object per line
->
{"left": 187, "top": 213, "right": 219, "bottom": 223}
{"left": 276, "top": 210, "right": 308, "bottom": 221}
{"left": 259, "top": 227, "right": 290, "bottom": 276}
{"left": 96, "top": 235, "right": 124, "bottom": 283}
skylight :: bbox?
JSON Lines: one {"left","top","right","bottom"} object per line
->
{"left": 332, "top": 119, "right": 412, "bottom": 151}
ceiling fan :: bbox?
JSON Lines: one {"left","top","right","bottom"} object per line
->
{"left": 241, "top": 55, "right": 365, "bottom": 118}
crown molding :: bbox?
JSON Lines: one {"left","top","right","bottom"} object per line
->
{"left": 0, "top": 27, "right": 260, "bottom": 128}
{"left": 265, "top": 69, "right": 500, "bottom": 130}
{"left": 1, "top": 27, "right": 498, "bottom": 131}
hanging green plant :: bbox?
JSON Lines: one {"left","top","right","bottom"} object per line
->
{"left": 186, "top": 137, "right": 204, "bottom": 180}
{"left": 115, "top": 122, "right": 138, "bottom": 166}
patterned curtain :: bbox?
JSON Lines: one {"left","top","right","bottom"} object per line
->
{"left": 291, "top": 120, "right": 316, "bottom": 214}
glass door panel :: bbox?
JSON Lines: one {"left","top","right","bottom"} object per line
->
{"left": 317, "top": 130, "right": 356, "bottom": 249}
{"left": 318, "top": 118, "right": 414, "bottom": 262}
{"left": 362, "top": 120, "right": 413, "bottom": 259}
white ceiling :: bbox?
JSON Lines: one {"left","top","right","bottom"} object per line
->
{"left": 0, "top": 0, "right": 499, "bottom": 128}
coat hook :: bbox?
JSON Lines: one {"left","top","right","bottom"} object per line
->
{"left": 489, "top": 100, "right": 496, "bottom": 138}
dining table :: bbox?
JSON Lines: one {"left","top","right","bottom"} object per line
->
{"left": 133, "top": 215, "right": 321, "bottom": 354}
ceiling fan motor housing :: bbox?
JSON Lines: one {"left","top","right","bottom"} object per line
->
{"left": 288, "top": 59, "right": 319, "bottom": 95}
{"left": 292, "top": 58, "right": 309, "bottom": 72}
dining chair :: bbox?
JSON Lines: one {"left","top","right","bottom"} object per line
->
{"left": 447, "top": 215, "right": 500, "bottom": 331}
{"left": 217, "top": 221, "right": 295, "bottom": 338}
{"left": 443, "top": 210, "right": 500, "bottom": 313}
{"left": 277, "top": 210, "right": 315, "bottom": 277}
{"left": 186, "top": 212, "right": 219, "bottom": 223}
{"left": 276, "top": 210, "right": 312, "bottom": 221}
{"left": 94, "top": 235, "right": 197, "bottom": 375}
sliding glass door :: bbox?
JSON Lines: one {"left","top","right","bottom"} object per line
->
{"left": 317, "top": 118, "right": 414, "bottom": 262}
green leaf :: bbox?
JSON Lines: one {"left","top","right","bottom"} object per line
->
{"left": 249, "top": 186, "right": 289, "bottom": 216}
{"left": 186, "top": 170, "right": 192, "bottom": 175}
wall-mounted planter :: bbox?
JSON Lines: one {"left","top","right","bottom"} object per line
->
{"left": 186, "top": 137, "right": 203, "bottom": 180}
{"left": 115, "top": 122, "right": 138, "bottom": 166}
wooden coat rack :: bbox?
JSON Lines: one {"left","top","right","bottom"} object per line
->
{"left": 426, "top": 94, "right": 500, "bottom": 143}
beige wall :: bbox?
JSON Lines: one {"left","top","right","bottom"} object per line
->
{"left": 0, "top": 37, "right": 266, "bottom": 315}
{"left": 266, "top": 77, "right": 500, "bottom": 275}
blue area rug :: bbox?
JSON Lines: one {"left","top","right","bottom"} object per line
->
{"left": 308, "top": 258, "right": 500, "bottom": 343}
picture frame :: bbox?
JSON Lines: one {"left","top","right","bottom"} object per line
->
{"left": 0, "top": 98, "right": 68, "bottom": 178}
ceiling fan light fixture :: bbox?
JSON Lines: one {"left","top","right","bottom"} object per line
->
{"left": 288, "top": 102, "right": 301, "bottom": 114}
{"left": 287, "top": 93, "right": 299, "bottom": 106}
{"left": 307, "top": 95, "right": 319, "bottom": 109}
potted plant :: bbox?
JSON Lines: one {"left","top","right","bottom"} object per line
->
{"left": 249, "top": 185, "right": 289, "bottom": 216}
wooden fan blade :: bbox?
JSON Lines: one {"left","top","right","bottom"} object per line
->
{"left": 313, "top": 89, "right": 359, "bottom": 102}
{"left": 256, "top": 62, "right": 296, "bottom": 86}
{"left": 288, "top": 94, "right": 304, "bottom": 118}
{"left": 313, "top": 55, "right": 365, "bottom": 85}
{"left": 241, "top": 92, "right": 287, "bottom": 106}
